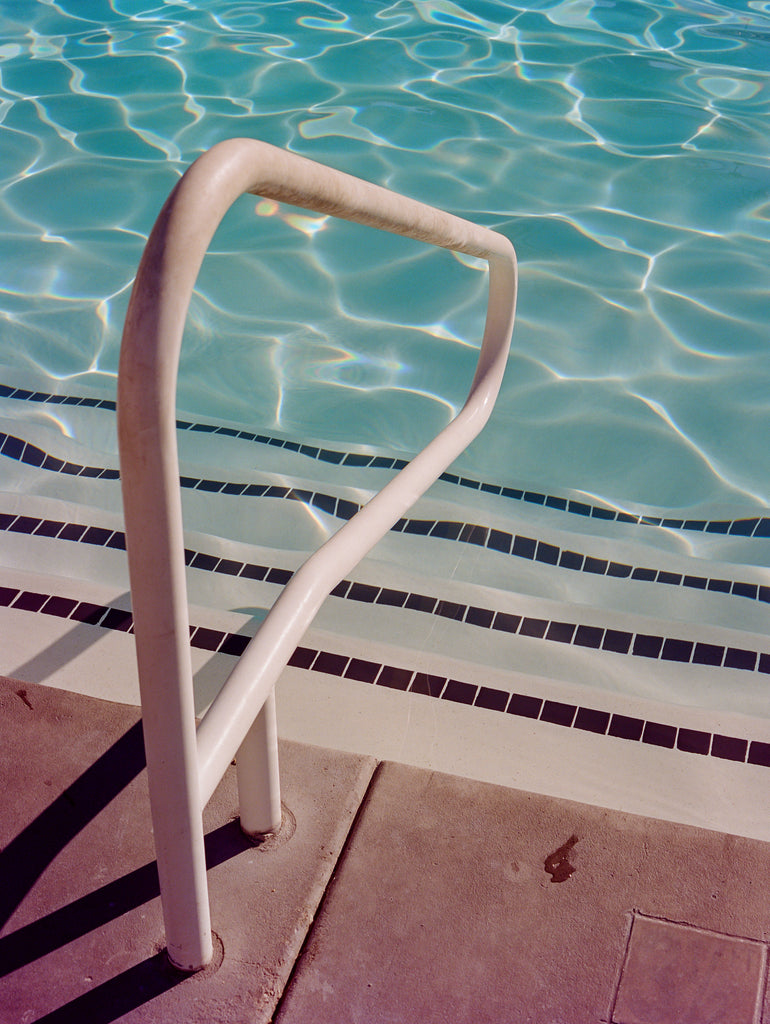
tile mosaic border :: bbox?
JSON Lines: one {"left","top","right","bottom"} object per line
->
{"left": 2, "top": 507, "right": 770, "bottom": 679}
{"left": 2, "top": 576, "right": 769, "bottom": 771}
{"left": 2, "top": 427, "right": 768, "bottom": 611}
{"left": 2, "top": 382, "right": 769, "bottom": 539}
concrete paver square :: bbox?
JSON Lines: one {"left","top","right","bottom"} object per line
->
{"left": 0, "top": 676, "right": 375, "bottom": 1023}
{"left": 613, "top": 915, "right": 766, "bottom": 1024}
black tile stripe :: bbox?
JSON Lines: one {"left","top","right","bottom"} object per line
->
{"left": 3, "top": 383, "right": 769, "bottom": 539}
{"left": 2, "top": 427, "right": 768, "bottom": 607}
{"left": 4, "top": 507, "right": 770, "bottom": 679}
{"left": 4, "top": 577, "right": 768, "bottom": 771}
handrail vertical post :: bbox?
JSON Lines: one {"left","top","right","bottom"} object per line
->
{"left": 236, "top": 689, "right": 282, "bottom": 838}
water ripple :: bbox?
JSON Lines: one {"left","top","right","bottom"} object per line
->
{"left": 0, "top": 0, "right": 769, "bottom": 513}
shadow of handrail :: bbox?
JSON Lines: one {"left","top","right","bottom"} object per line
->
{"left": 0, "top": 718, "right": 146, "bottom": 932}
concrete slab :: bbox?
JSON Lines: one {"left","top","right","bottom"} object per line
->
{"left": 0, "top": 675, "right": 375, "bottom": 1023}
{"left": 613, "top": 915, "right": 765, "bottom": 1024}
{"left": 274, "top": 761, "right": 770, "bottom": 1024}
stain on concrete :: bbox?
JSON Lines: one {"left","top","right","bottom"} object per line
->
{"left": 545, "top": 834, "right": 578, "bottom": 883}
{"left": 15, "top": 688, "right": 33, "bottom": 710}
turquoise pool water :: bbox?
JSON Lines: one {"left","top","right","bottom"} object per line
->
{"left": 1, "top": 0, "right": 769, "bottom": 519}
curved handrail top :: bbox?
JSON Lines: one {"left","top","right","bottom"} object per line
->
{"left": 118, "top": 138, "right": 514, "bottom": 420}
{"left": 117, "top": 139, "right": 517, "bottom": 803}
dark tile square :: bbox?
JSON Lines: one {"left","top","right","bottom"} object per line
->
{"left": 642, "top": 721, "right": 676, "bottom": 748}
{"left": 657, "top": 571, "right": 682, "bottom": 585}
{"left": 661, "top": 638, "right": 694, "bottom": 662}
{"left": 486, "top": 529, "right": 512, "bottom": 553}
{"left": 512, "top": 535, "right": 536, "bottom": 559}
{"left": 330, "top": 580, "right": 350, "bottom": 598}
{"left": 403, "top": 519, "right": 432, "bottom": 535}
{"left": 336, "top": 500, "right": 359, "bottom": 521}
{"left": 219, "top": 633, "right": 251, "bottom": 657}
{"left": 409, "top": 673, "right": 445, "bottom": 697}
{"left": 574, "top": 707, "right": 610, "bottom": 734}
{"left": 540, "top": 701, "right": 576, "bottom": 727}
{"left": 568, "top": 500, "right": 591, "bottom": 516}
{"left": 573, "top": 625, "right": 604, "bottom": 648}
{"left": 12, "top": 591, "right": 49, "bottom": 612}
{"left": 519, "top": 617, "right": 548, "bottom": 638}
{"left": 535, "top": 542, "right": 559, "bottom": 565}
{"left": 729, "top": 518, "right": 759, "bottom": 536}
{"left": 288, "top": 646, "right": 317, "bottom": 669}
{"left": 376, "top": 588, "right": 407, "bottom": 608}
{"left": 559, "top": 550, "right": 584, "bottom": 570}
{"left": 683, "top": 575, "right": 707, "bottom": 590}
{"left": 523, "top": 491, "right": 544, "bottom": 505}
{"left": 465, "top": 606, "right": 494, "bottom": 628}
{"left": 706, "top": 520, "right": 729, "bottom": 534}
{"left": 732, "top": 582, "right": 757, "bottom": 599}
{"left": 545, "top": 621, "right": 575, "bottom": 644}
{"left": 348, "top": 582, "right": 379, "bottom": 603}
{"left": 609, "top": 714, "right": 644, "bottom": 741}
{"left": 70, "top": 602, "right": 107, "bottom": 625}
{"left": 492, "top": 612, "right": 521, "bottom": 634}
{"left": 196, "top": 479, "right": 225, "bottom": 493}
{"left": 101, "top": 608, "right": 133, "bottom": 632}
{"left": 607, "top": 562, "right": 632, "bottom": 578}
{"left": 377, "top": 666, "right": 414, "bottom": 690}
{"left": 631, "top": 567, "right": 656, "bottom": 581}
{"left": 41, "top": 596, "right": 78, "bottom": 618}
{"left": 707, "top": 578, "right": 731, "bottom": 593}
{"left": 507, "top": 693, "right": 542, "bottom": 719}
{"left": 442, "top": 679, "right": 477, "bottom": 705}
{"left": 240, "top": 564, "right": 267, "bottom": 581}
{"left": 753, "top": 518, "right": 770, "bottom": 538}
{"left": 436, "top": 600, "right": 466, "bottom": 621}
{"left": 21, "top": 443, "right": 45, "bottom": 467}
{"left": 474, "top": 687, "right": 509, "bottom": 712}
{"left": 748, "top": 741, "right": 770, "bottom": 768}
{"left": 404, "top": 593, "right": 437, "bottom": 613}
{"left": 313, "top": 651, "right": 349, "bottom": 676}
{"left": 215, "top": 559, "right": 243, "bottom": 576}
{"left": 266, "top": 567, "right": 293, "bottom": 585}
{"left": 633, "top": 634, "right": 663, "bottom": 658}
{"left": 545, "top": 495, "right": 567, "bottom": 510}
{"left": 58, "top": 524, "right": 87, "bottom": 542}
{"left": 106, "top": 532, "right": 126, "bottom": 550}
{"left": 190, "top": 628, "right": 225, "bottom": 651}
{"left": 459, "top": 524, "right": 488, "bottom": 546}
{"left": 759, "top": 653, "right": 770, "bottom": 675}
{"left": 693, "top": 642, "right": 724, "bottom": 667}
{"left": 603, "top": 629, "right": 632, "bottom": 654}
{"left": 724, "top": 648, "right": 756, "bottom": 671}
{"left": 191, "top": 553, "right": 219, "bottom": 571}
{"left": 344, "top": 658, "right": 381, "bottom": 683}
{"left": 711, "top": 734, "right": 748, "bottom": 762}
{"left": 9, "top": 516, "right": 40, "bottom": 534}
{"left": 430, "top": 521, "right": 463, "bottom": 540}
{"left": 583, "top": 556, "right": 608, "bottom": 575}
{"left": 677, "top": 728, "right": 710, "bottom": 755}
{"left": 0, "top": 587, "right": 19, "bottom": 606}
{"left": 311, "top": 493, "right": 337, "bottom": 515}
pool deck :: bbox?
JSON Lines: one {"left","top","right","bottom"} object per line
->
{"left": 4, "top": 676, "right": 770, "bottom": 1023}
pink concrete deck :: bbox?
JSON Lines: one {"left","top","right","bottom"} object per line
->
{"left": 3, "top": 674, "right": 770, "bottom": 1023}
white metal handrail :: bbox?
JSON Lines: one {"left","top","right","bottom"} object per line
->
{"left": 117, "top": 138, "right": 517, "bottom": 971}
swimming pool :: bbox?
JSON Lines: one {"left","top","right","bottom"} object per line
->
{"left": 2, "top": 0, "right": 769, "bottom": 512}
{"left": 2, "top": 1, "right": 770, "bottom": 832}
